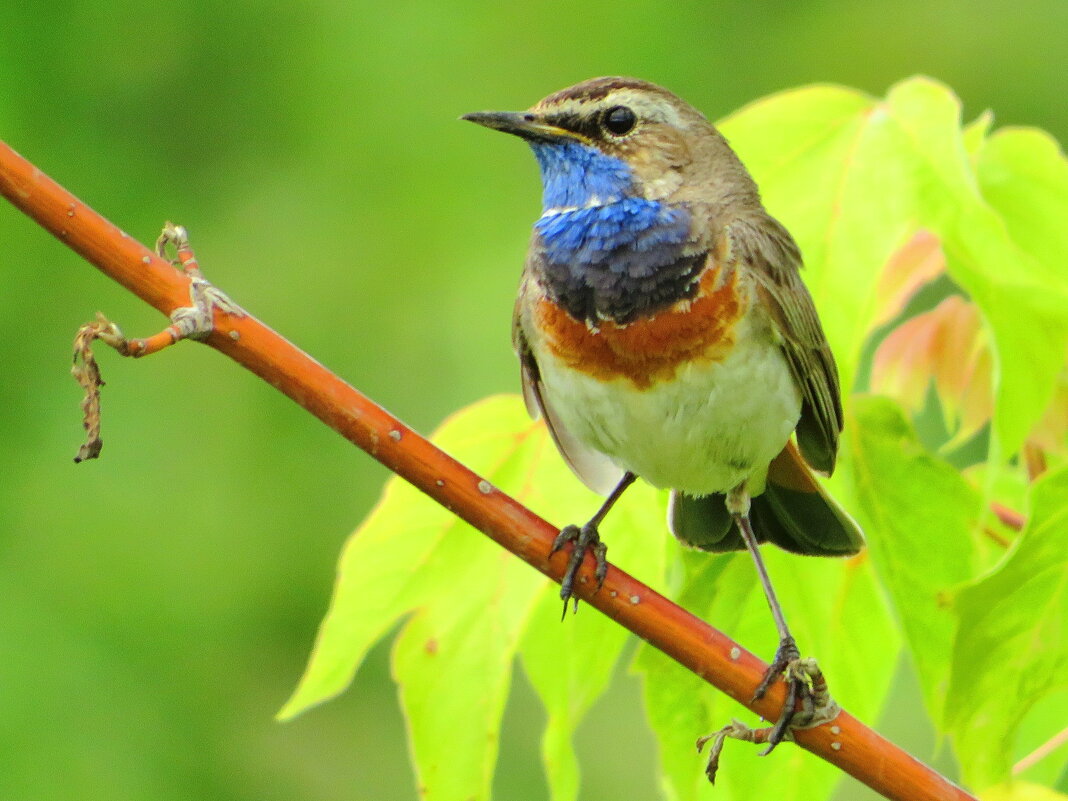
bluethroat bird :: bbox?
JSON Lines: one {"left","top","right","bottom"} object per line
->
{"left": 464, "top": 77, "right": 863, "bottom": 750}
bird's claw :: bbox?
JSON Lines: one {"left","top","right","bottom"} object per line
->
{"left": 550, "top": 522, "right": 607, "bottom": 616}
{"left": 696, "top": 720, "right": 753, "bottom": 785}
{"left": 752, "top": 635, "right": 800, "bottom": 702}
{"left": 758, "top": 640, "right": 841, "bottom": 754}
{"left": 779, "top": 657, "right": 840, "bottom": 731}
{"left": 751, "top": 635, "right": 806, "bottom": 753}
{"left": 700, "top": 656, "right": 840, "bottom": 781}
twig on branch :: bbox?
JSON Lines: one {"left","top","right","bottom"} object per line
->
{"left": 0, "top": 138, "right": 977, "bottom": 801}
{"left": 68, "top": 221, "right": 246, "bottom": 460}
{"left": 71, "top": 314, "right": 115, "bottom": 462}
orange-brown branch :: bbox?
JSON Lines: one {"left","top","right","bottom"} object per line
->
{"left": 0, "top": 138, "right": 976, "bottom": 801}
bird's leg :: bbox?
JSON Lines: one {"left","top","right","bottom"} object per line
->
{"left": 697, "top": 488, "right": 841, "bottom": 779}
{"left": 728, "top": 487, "right": 795, "bottom": 695}
{"left": 726, "top": 484, "right": 833, "bottom": 753}
{"left": 551, "top": 472, "right": 636, "bottom": 616}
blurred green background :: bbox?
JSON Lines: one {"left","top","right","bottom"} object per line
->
{"left": 2, "top": 2, "right": 1064, "bottom": 799}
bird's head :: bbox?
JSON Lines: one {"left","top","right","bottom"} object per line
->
{"left": 463, "top": 76, "right": 757, "bottom": 214}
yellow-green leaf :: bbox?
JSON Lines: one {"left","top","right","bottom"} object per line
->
{"left": 845, "top": 396, "right": 980, "bottom": 723}
{"left": 946, "top": 465, "right": 1068, "bottom": 789}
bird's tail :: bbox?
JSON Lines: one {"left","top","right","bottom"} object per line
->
{"left": 667, "top": 441, "right": 864, "bottom": 556}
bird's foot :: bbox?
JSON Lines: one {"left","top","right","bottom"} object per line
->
{"left": 752, "top": 635, "right": 804, "bottom": 750}
{"left": 698, "top": 656, "right": 840, "bottom": 782}
{"left": 696, "top": 720, "right": 756, "bottom": 785}
{"left": 549, "top": 522, "right": 607, "bottom": 616}
{"left": 761, "top": 655, "right": 840, "bottom": 753}
{"left": 754, "top": 638, "right": 840, "bottom": 754}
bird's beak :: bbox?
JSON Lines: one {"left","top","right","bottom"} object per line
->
{"left": 461, "top": 111, "right": 587, "bottom": 144}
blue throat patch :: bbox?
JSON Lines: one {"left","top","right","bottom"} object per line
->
{"left": 530, "top": 140, "right": 633, "bottom": 210}
{"left": 535, "top": 198, "right": 691, "bottom": 272}
{"left": 529, "top": 140, "right": 691, "bottom": 269}
{"left": 527, "top": 141, "right": 700, "bottom": 324}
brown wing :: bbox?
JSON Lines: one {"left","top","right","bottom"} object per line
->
{"left": 727, "top": 214, "right": 843, "bottom": 474}
{"left": 512, "top": 292, "right": 625, "bottom": 496}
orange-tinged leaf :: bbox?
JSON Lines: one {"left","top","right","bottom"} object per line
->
{"left": 872, "top": 299, "right": 950, "bottom": 413}
{"left": 872, "top": 295, "right": 995, "bottom": 445}
{"left": 949, "top": 339, "right": 995, "bottom": 449}
{"left": 872, "top": 229, "right": 947, "bottom": 327}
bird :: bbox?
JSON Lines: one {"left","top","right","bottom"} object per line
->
{"left": 463, "top": 77, "right": 863, "bottom": 751}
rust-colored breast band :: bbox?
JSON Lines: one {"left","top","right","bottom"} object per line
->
{"left": 536, "top": 265, "right": 747, "bottom": 389}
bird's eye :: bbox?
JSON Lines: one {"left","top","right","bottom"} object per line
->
{"left": 602, "top": 105, "right": 637, "bottom": 136}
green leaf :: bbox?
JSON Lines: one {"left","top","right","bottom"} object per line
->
{"left": 391, "top": 546, "right": 542, "bottom": 801}
{"left": 721, "top": 84, "right": 909, "bottom": 395}
{"left": 981, "top": 782, "right": 1068, "bottom": 801}
{"left": 1013, "top": 687, "right": 1068, "bottom": 788}
{"left": 281, "top": 395, "right": 670, "bottom": 800}
{"left": 634, "top": 551, "right": 747, "bottom": 801}
{"left": 280, "top": 396, "right": 555, "bottom": 800}
{"left": 946, "top": 465, "right": 1068, "bottom": 790}
{"left": 881, "top": 79, "right": 1068, "bottom": 457}
{"left": 845, "top": 395, "right": 979, "bottom": 723}
{"left": 518, "top": 482, "right": 665, "bottom": 801}
{"left": 280, "top": 395, "right": 545, "bottom": 720}
{"left": 964, "top": 111, "right": 995, "bottom": 158}
{"left": 725, "top": 77, "right": 1068, "bottom": 460}
{"left": 972, "top": 127, "right": 1068, "bottom": 453}
{"left": 976, "top": 128, "right": 1068, "bottom": 289}
{"left": 520, "top": 591, "right": 619, "bottom": 801}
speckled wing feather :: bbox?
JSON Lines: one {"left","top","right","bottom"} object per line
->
{"left": 728, "top": 215, "right": 843, "bottom": 474}
{"left": 512, "top": 295, "right": 625, "bottom": 496}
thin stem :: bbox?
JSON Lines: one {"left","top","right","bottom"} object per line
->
{"left": 1013, "top": 725, "right": 1068, "bottom": 775}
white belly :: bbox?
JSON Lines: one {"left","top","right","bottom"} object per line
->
{"left": 534, "top": 315, "right": 802, "bottom": 495}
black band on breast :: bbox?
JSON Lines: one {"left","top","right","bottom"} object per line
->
{"left": 534, "top": 247, "right": 707, "bottom": 325}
